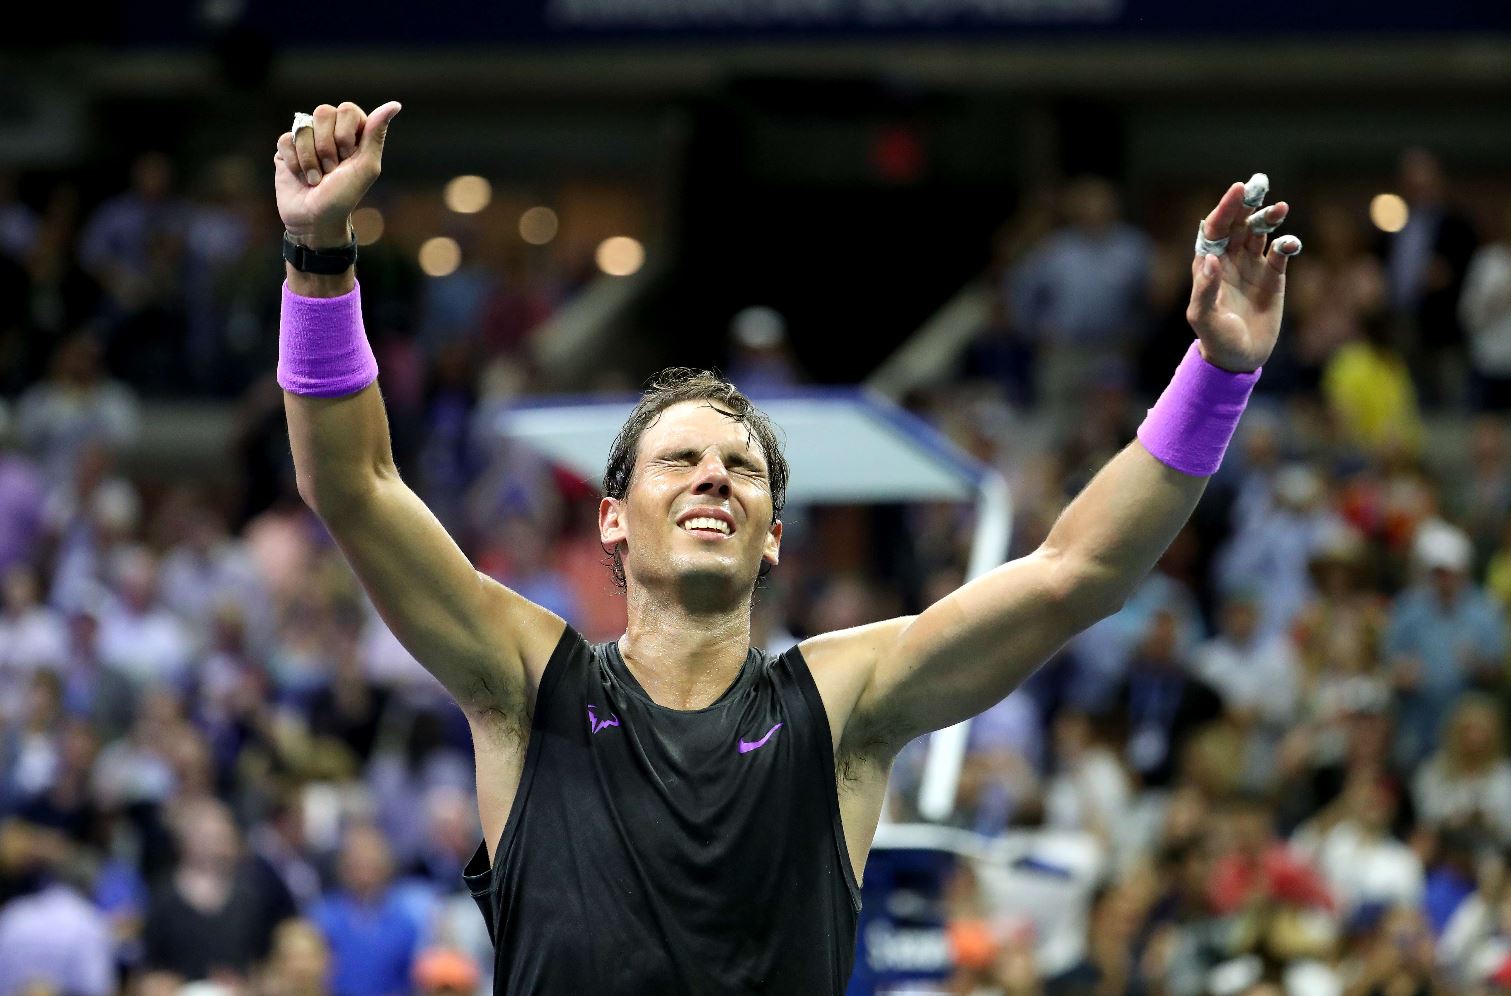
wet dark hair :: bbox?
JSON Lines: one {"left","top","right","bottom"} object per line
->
{"left": 602, "top": 367, "right": 788, "bottom": 590}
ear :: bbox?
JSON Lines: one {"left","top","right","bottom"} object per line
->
{"left": 762, "top": 518, "right": 782, "bottom": 569}
{"left": 600, "top": 497, "right": 626, "bottom": 551}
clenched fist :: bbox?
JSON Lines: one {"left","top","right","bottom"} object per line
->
{"left": 274, "top": 100, "right": 401, "bottom": 249}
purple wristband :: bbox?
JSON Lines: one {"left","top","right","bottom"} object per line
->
{"left": 277, "top": 280, "right": 378, "bottom": 398}
{"left": 1136, "top": 341, "right": 1260, "bottom": 477}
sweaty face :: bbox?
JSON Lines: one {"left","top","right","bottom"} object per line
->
{"left": 602, "top": 400, "right": 781, "bottom": 599}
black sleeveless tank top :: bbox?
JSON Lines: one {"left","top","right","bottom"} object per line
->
{"left": 463, "top": 625, "right": 862, "bottom": 994}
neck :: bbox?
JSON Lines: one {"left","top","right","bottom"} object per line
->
{"left": 620, "top": 584, "right": 752, "bottom": 710}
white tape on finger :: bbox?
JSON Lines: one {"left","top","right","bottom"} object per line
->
{"left": 1274, "top": 236, "right": 1303, "bottom": 257}
{"left": 1247, "top": 208, "right": 1283, "bottom": 235}
{"left": 291, "top": 112, "right": 314, "bottom": 136}
{"left": 1243, "top": 172, "right": 1270, "bottom": 209}
{"left": 1195, "top": 222, "right": 1229, "bottom": 257}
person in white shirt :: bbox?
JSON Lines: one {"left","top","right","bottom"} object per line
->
{"left": 96, "top": 546, "right": 193, "bottom": 689}
{"left": 1460, "top": 198, "right": 1511, "bottom": 410}
{"left": 1043, "top": 710, "right": 1133, "bottom": 869}
{"left": 1413, "top": 694, "right": 1511, "bottom": 844}
{"left": 1193, "top": 587, "right": 1298, "bottom": 727}
{"left": 0, "top": 565, "right": 67, "bottom": 722}
{"left": 1292, "top": 766, "right": 1424, "bottom": 916}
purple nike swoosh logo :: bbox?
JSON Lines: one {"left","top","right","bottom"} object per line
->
{"left": 587, "top": 704, "right": 620, "bottom": 735}
{"left": 738, "top": 722, "right": 783, "bottom": 754}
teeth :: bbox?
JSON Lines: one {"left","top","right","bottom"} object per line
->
{"left": 682, "top": 517, "right": 730, "bottom": 534}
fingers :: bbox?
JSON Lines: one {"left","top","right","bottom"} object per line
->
{"left": 313, "top": 104, "right": 341, "bottom": 175}
{"left": 1244, "top": 201, "right": 1289, "bottom": 254}
{"left": 292, "top": 123, "right": 321, "bottom": 187}
{"left": 1265, "top": 234, "right": 1303, "bottom": 276}
{"left": 1186, "top": 252, "right": 1223, "bottom": 327}
{"left": 1242, "top": 173, "right": 1270, "bottom": 210}
{"left": 1246, "top": 201, "right": 1288, "bottom": 235}
{"left": 275, "top": 132, "right": 303, "bottom": 184}
{"left": 334, "top": 102, "right": 364, "bottom": 162}
{"left": 287, "top": 100, "right": 399, "bottom": 186}
{"left": 1200, "top": 182, "right": 1247, "bottom": 244}
{"left": 358, "top": 101, "right": 403, "bottom": 164}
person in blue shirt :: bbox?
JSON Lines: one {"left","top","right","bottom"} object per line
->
{"left": 312, "top": 823, "right": 420, "bottom": 996}
{"left": 1386, "top": 519, "right": 1509, "bottom": 767}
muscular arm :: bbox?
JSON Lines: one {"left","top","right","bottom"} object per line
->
{"left": 276, "top": 103, "right": 561, "bottom": 715}
{"left": 837, "top": 442, "right": 1202, "bottom": 749}
{"left": 825, "top": 178, "right": 1299, "bottom": 753}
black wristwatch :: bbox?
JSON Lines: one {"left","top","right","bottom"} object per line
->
{"left": 282, "top": 229, "right": 358, "bottom": 274}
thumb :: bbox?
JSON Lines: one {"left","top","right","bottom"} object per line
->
{"left": 359, "top": 101, "right": 403, "bottom": 162}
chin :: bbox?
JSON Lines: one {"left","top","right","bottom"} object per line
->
{"left": 670, "top": 556, "right": 760, "bottom": 594}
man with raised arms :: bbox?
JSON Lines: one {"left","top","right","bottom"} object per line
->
{"left": 272, "top": 100, "right": 1300, "bottom": 993}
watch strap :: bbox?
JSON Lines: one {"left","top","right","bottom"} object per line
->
{"left": 282, "top": 230, "right": 358, "bottom": 275}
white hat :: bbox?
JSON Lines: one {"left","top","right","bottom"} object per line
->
{"left": 1414, "top": 519, "right": 1472, "bottom": 574}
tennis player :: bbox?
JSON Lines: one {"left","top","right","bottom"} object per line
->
{"left": 273, "top": 100, "right": 1299, "bottom": 993}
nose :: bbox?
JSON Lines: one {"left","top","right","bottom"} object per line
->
{"left": 692, "top": 454, "right": 732, "bottom": 498}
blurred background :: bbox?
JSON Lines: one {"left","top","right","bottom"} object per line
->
{"left": 5, "top": 3, "right": 1511, "bottom": 994}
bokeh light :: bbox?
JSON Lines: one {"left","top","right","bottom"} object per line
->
{"left": 418, "top": 236, "right": 461, "bottom": 277}
{"left": 351, "top": 207, "right": 384, "bottom": 246}
{"left": 444, "top": 175, "right": 492, "bottom": 214}
{"left": 595, "top": 236, "right": 645, "bottom": 277}
{"left": 519, "top": 206, "right": 559, "bottom": 245}
{"left": 1369, "top": 193, "right": 1409, "bottom": 233}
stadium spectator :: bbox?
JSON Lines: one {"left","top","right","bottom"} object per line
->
{"left": 311, "top": 822, "right": 420, "bottom": 996}
{"left": 413, "top": 947, "right": 483, "bottom": 996}
{"left": 0, "top": 825, "right": 113, "bottom": 996}
{"left": 1411, "top": 696, "right": 1511, "bottom": 844}
{"left": 1293, "top": 766, "right": 1424, "bottom": 916}
{"left": 256, "top": 918, "right": 331, "bottom": 996}
{"left": 14, "top": 332, "right": 139, "bottom": 486}
{"left": 95, "top": 546, "right": 194, "bottom": 689}
{"left": 1461, "top": 197, "right": 1511, "bottom": 410}
{"left": 1444, "top": 415, "right": 1511, "bottom": 564}
{"left": 0, "top": 565, "right": 68, "bottom": 698}
{"left": 1010, "top": 176, "right": 1152, "bottom": 429}
{"left": 1109, "top": 607, "right": 1223, "bottom": 789}
{"left": 1192, "top": 587, "right": 1298, "bottom": 734}
{"left": 1285, "top": 202, "right": 1387, "bottom": 391}
{"left": 1387, "top": 520, "right": 1508, "bottom": 765}
{"left": 1215, "top": 463, "right": 1341, "bottom": 640}
{"left": 157, "top": 496, "right": 274, "bottom": 657}
{"left": 1384, "top": 148, "right": 1479, "bottom": 407}
{"left": 141, "top": 796, "right": 296, "bottom": 984}
{"left": 1321, "top": 314, "right": 1426, "bottom": 459}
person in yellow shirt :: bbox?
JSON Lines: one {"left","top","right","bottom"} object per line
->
{"left": 1321, "top": 317, "right": 1426, "bottom": 457}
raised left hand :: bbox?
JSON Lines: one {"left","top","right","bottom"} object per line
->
{"left": 1187, "top": 179, "right": 1301, "bottom": 373}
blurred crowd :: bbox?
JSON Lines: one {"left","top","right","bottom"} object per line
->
{"left": 1, "top": 143, "right": 1511, "bottom": 995}
{"left": 902, "top": 149, "right": 1511, "bottom": 995}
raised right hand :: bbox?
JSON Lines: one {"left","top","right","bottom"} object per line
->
{"left": 274, "top": 100, "right": 401, "bottom": 249}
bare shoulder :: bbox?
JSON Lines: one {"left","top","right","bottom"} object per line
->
{"left": 798, "top": 616, "right": 914, "bottom": 757}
